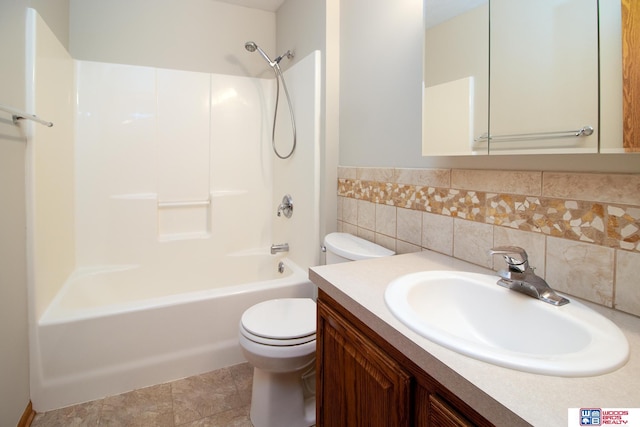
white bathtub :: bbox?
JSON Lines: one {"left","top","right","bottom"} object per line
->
{"left": 32, "top": 255, "right": 315, "bottom": 412}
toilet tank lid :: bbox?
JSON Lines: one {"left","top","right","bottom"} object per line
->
{"left": 324, "top": 232, "right": 395, "bottom": 261}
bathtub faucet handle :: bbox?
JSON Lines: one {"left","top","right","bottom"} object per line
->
{"left": 277, "top": 194, "right": 293, "bottom": 218}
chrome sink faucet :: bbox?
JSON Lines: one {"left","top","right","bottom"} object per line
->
{"left": 488, "top": 246, "right": 570, "bottom": 306}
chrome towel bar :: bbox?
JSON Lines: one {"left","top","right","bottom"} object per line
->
{"left": 475, "top": 125, "right": 593, "bottom": 143}
{"left": 0, "top": 103, "right": 53, "bottom": 127}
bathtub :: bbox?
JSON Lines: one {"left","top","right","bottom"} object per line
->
{"left": 32, "top": 255, "right": 315, "bottom": 412}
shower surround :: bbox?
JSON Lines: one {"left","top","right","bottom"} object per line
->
{"left": 27, "top": 9, "right": 321, "bottom": 412}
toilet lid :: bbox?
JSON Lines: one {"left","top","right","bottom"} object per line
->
{"left": 241, "top": 298, "right": 316, "bottom": 340}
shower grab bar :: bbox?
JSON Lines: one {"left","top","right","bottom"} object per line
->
{"left": 475, "top": 125, "right": 593, "bottom": 143}
{"left": 158, "top": 198, "right": 211, "bottom": 208}
{"left": 0, "top": 103, "right": 53, "bottom": 127}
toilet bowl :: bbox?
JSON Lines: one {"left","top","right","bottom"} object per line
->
{"left": 238, "top": 233, "right": 394, "bottom": 427}
{"left": 239, "top": 298, "right": 316, "bottom": 427}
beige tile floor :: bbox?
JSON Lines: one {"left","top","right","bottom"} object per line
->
{"left": 31, "top": 363, "right": 254, "bottom": 427}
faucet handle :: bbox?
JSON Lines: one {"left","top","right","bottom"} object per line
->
{"left": 489, "top": 246, "right": 529, "bottom": 272}
{"left": 277, "top": 194, "right": 293, "bottom": 218}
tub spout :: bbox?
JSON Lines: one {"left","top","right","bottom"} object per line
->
{"left": 270, "top": 243, "right": 289, "bottom": 254}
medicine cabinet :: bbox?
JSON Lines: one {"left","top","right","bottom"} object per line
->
{"left": 422, "top": 0, "right": 636, "bottom": 156}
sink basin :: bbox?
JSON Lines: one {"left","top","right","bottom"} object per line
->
{"left": 384, "top": 271, "right": 629, "bottom": 377}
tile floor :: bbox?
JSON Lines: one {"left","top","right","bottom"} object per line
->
{"left": 31, "top": 363, "right": 254, "bottom": 427}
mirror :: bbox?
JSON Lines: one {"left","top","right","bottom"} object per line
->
{"left": 422, "top": 0, "right": 635, "bottom": 156}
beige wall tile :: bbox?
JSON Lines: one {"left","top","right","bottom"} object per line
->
{"left": 342, "top": 222, "right": 357, "bottom": 235}
{"left": 546, "top": 237, "right": 614, "bottom": 306}
{"left": 338, "top": 166, "right": 357, "bottom": 179}
{"left": 357, "top": 200, "right": 375, "bottom": 231}
{"left": 358, "top": 227, "right": 375, "bottom": 242}
{"left": 338, "top": 166, "right": 640, "bottom": 314}
{"left": 396, "top": 240, "right": 421, "bottom": 255}
{"left": 606, "top": 204, "right": 640, "bottom": 252}
{"left": 343, "top": 197, "right": 357, "bottom": 225}
{"left": 453, "top": 219, "right": 493, "bottom": 268}
{"left": 396, "top": 168, "right": 450, "bottom": 187}
{"left": 375, "top": 204, "right": 397, "bottom": 237}
{"left": 357, "top": 167, "right": 396, "bottom": 183}
{"left": 543, "top": 172, "right": 640, "bottom": 205}
{"left": 397, "top": 208, "right": 422, "bottom": 245}
{"left": 422, "top": 212, "right": 453, "bottom": 256}
{"left": 452, "top": 169, "right": 541, "bottom": 196}
{"left": 375, "top": 232, "right": 396, "bottom": 253}
{"left": 492, "top": 227, "right": 546, "bottom": 277}
{"left": 615, "top": 250, "right": 640, "bottom": 316}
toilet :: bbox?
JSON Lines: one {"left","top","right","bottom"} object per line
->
{"left": 238, "top": 232, "right": 394, "bottom": 427}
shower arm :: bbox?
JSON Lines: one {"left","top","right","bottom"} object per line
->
{"left": 274, "top": 50, "right": 294, "bottom": 65}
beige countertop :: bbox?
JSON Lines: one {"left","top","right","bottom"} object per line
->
{"left": 309, "top": 250, "right": 640, "bottom": 427}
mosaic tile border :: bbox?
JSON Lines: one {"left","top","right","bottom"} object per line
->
{"left": 338, "top": 178, "right": 640, "bottom": 253}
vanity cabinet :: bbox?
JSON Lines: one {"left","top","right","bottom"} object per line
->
{"left": 316, "top": 290, "right": 492, "bottom": 427}
{"left": 317, "top": 293, "right": 411, "bottom": 426}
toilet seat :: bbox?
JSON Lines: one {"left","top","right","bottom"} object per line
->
{"left": 240, "top": 324, "right": 316, "bottom": 346}
{"left": 241, "top": 298, "right": 316, "bottom": 347}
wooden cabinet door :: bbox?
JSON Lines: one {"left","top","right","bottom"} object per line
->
{"left": 428, "top": 394, "right": 475, "bottom": 427}
{"left": 317, "top": 299, "right": 411, "bottom": 427}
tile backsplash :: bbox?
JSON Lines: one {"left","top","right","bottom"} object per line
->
{"left": 337, "top": 167, "right": 640, "bottom": 317}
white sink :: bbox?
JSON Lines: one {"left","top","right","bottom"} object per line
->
{"left": 384, "top": 271, "right": 629, "bottom": 377}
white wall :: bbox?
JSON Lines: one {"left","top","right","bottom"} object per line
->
{"left": 277, "top": 0, "right": 339, "bottom": 246}
{"left": 1, "top": 2, "right": 71, "bottom": 422}
{"left": 29, "top": 0, "right": 70, "bottom": 48}
{"left": 69, "top": 0, "right": 276, "bottom": 77}
{"left": 0, "top": 2, "right": 30, "bottom": 423}
{"left": 272, "top": 51, "right": 322, "bottom": 270}
{"left": 70, "top": 0, "right": 338, "bottom": 267}
{"left": 276, "top": 0, "right": 325, "bottom": 71}
{"left": 29, "top": 10, "right": 76, "bottom": 321}
{"left": 339, "top": 0, "right": 424, "bottom": 167}
{"left": 75, "top": 62, "right": 275, "bottom": 268}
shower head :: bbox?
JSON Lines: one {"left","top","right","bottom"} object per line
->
{"left": 244, "top": 41, "right": 275, "bottom": 67}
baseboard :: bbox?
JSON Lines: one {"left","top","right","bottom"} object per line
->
{"left": 17, "top": 401, "right": 35, "bottom": 427}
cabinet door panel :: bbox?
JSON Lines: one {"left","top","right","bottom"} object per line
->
{"left": 490, "top": 0, "right": 599, "bottom": 154}
{"left": 317, "top": 300, "right": 411, "bottom": 427}
{"left": 428, "top": 394, "right": 474, "bottom": 427}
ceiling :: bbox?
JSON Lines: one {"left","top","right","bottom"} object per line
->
{"left": 214, "top": 0, "right": 285, "bottom": 12}
{"left": 217, "top": 0, "right": 487, "bottom": 26}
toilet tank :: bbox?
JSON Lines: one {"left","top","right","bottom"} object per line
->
{"left": 324, "top": 232, "right": 395, "bottom": 264}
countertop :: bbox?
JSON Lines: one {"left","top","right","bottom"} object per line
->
{"left": 309, "top": 250, "right": 640, "bottom": 427}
